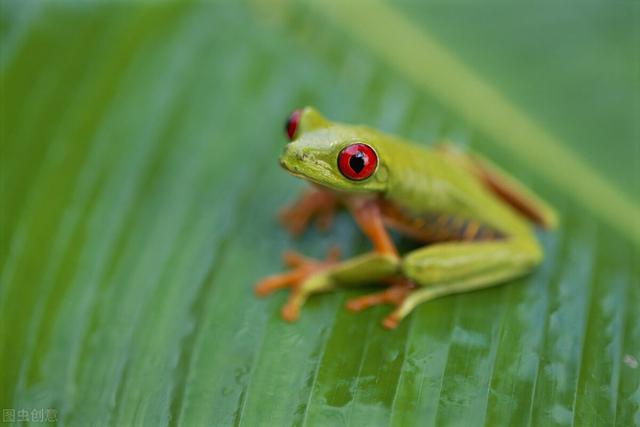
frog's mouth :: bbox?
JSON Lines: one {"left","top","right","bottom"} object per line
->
{"left": 279, "top": 157, "right": 304, "bottom": 178}
{"left": 279, "top": 146, "right": 337, "bottom": 188}
{"left": 279, "top": 155, "right": 326, "bottom": 184}
{"left": 278, "top": 147, "right": 302, "bottom": 176}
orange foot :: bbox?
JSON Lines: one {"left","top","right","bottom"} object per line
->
{"left": 278, "top": 188, "right": 340, "bottom": 237}
{"left": 345, "top": 278, "right": 416, "bottom": 329}
{"left": 255, "top": 247, "right": 340, "bottom": 321}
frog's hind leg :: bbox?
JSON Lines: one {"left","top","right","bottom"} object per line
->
{"left": 381, "top": 238, "right": 541, "bottom": 328}
{"left": 255, "top": 249, "right": 399, "bottom": 322}
{"left": 255, "top": 247, "right": 340, "bottom": 295}
{"left": 385, "top": 263, "right": 531, "bottom": 328}
{"left": 255, "top": 247, "right": 341, "bottom": 320}
{"left": 435, "top": 144, "right": 558, "bottom": 229}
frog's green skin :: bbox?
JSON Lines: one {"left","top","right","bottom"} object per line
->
{"left": 261, "top": 106, "right": 557, "bottom": 328}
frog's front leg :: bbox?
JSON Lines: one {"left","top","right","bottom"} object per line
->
{"left": 278, "top": 187, "right": 340, "bottom": 237}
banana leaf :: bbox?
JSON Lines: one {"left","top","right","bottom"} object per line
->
{"left": 1, "top": 1, "right": 638, "bottom": 426}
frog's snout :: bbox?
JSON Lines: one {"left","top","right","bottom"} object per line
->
{"left": 279, "top": 144, "right": 299, "bottom": 173}
{"left": 279, "top": 155, "right": 292, "bottom": 172}
{"left": 280, "top": 143, "right": 315, "bottom": 174}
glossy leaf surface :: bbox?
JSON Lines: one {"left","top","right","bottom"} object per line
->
{"left": 1, "top": 1, "right": 638, "bottom": 426}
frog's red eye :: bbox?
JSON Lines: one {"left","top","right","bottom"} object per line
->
{"left": 285, "top": 109, "right": 302, "bottom": 141}
{"left": 337, "top": 143, "right": 378, "bottom": 181}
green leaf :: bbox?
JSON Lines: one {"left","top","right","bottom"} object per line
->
{"left": 1, "top": 1, "right": 638, "bottom": 426}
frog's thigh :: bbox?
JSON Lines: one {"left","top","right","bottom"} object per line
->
{"left": 401, "top": 238, "right": 542, "bottom": 287}
{"left": 389, "top": 239, "right": 542, "bottom": 323}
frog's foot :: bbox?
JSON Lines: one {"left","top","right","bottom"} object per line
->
{"left": 345, "top": 278, "right": 416, "bottom": 329}
{"left": 278, "top": 188, "right": 340, "bottom": 237}
{"left": 255, "top": 247, "right": 340, "bottom": 321}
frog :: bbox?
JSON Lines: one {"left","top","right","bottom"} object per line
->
{"left": 255, "top": 106, "right": 558, "bottom": 329}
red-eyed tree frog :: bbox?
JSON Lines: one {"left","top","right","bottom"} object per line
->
{"left": 256, "top": 107, "right": 558, "bottom": 329}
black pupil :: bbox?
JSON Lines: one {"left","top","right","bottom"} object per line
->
{"left": 349, "top": 151, "right": 366, "bottom": 174}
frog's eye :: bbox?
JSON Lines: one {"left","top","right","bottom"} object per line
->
{"left": 284, "top": 109, "right": 302, "bottom": 141}
{"left": 337, "top": 143, "right": 378, "bottom": 181}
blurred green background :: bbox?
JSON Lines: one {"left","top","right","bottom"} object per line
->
{"left": 1, "top": 1, "right": 638, "bottom": 426}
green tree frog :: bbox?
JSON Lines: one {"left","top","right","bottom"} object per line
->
{"left": 256, "top": 107, "right": 557, "bottom": 329}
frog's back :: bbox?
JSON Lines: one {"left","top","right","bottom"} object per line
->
{"left": 368, "top": 130, "right": 535, "bottom": 239}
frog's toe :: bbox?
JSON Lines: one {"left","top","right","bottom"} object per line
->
{"left": 281, "top": 289, "right": 303, "bottom": 322}
{"left": 254, "top": 247, "right": 341, "bottom": 320}
{"left": 345, "top": 279, "right": 416, "bottom": 329}
{"left": 254, "top": 270, "right": 305, "bottom": 296}
{"left": 345, "top": 279, "right": 414, "bottom": 311}
{"left": 382, "top": 314, "right": 400, "bottom": 329}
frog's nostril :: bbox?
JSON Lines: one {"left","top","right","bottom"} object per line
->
{"left": 298, "top": 152, "right": 316, "bottom": 162}
{"left": 280, "top": 145, "right": 302, "bottom": 171}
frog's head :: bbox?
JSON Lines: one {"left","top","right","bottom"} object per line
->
{"left": 279, "top": 107, "right": 388, "bottom": 194}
